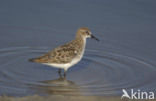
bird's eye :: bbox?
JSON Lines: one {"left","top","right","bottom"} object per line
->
{"left": 86, "top": 31, "right": 89, "bottom": 35}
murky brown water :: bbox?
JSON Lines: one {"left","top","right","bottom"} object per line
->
{"left": 0, "top": 0, "right": 156, "bottom": 97}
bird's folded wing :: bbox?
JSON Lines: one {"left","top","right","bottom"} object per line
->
{"left": 30, "top": 43, "right": 78, "bottom": 64}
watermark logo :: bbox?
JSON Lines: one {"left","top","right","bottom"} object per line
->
{"left": 121, "top": 89, "right": 154, "bottom": 100}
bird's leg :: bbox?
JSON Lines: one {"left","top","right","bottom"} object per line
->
{"left": 58, "top": 69, "right": 62, "bottom": 77}
{"left": 63, "top": 72, "right": 66, "bottom": 78}
{"left": 63, "top": 69, "right": 67, "bottom": 78}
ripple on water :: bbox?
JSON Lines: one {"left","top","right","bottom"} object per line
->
{"left": 0, "top": 47, "right": 156, "bottom": 96}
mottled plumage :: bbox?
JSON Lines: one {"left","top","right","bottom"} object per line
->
{"left": 30, "top": 39, "right": 83, "bottom": 64}
{"left": 29, "top": 27, "right": 99, "bottom": 77}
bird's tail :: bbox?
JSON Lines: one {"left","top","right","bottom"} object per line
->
{"left": 29, "top": 58, "right": 36, "bottom": 62}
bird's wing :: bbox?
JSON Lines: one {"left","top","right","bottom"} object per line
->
{"left": 30, "top": 42, "right": 78, "bottom": 64}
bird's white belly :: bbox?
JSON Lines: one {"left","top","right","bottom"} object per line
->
{"left": 43, "top": 54, "right": 83, "bottom": 71}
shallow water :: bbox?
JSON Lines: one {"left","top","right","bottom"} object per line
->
{"left": 0, "top": 47, "right": 156, "bottom": 96}
{"left": 0, "top": 0, "right": 156, "bottom": 97}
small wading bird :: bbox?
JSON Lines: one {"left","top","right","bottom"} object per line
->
{"left": 29, "top": 27, "right": 99, "bottom": 77}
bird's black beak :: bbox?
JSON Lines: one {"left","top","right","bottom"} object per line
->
{"left": 91, "top": 34, "right": 99, "bottom": 41}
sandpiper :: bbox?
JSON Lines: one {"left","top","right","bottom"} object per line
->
{"left": 29, "top": 27, "right": 99, "bottom": 77}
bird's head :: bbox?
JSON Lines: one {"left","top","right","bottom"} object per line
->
{"left": 76, "top": 27, "right": 99, "bottom": 41}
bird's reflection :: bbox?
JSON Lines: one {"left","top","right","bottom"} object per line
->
{"left": 32, "top": 75, "right": 81, "bottom": 95}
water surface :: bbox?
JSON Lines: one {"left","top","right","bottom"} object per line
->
{"left": 0, "top": 0, "right": 156, "bottom": 97}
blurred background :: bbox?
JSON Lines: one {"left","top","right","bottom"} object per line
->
{"left": 0, "top": 0, "right": 156, "bottom": 99}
